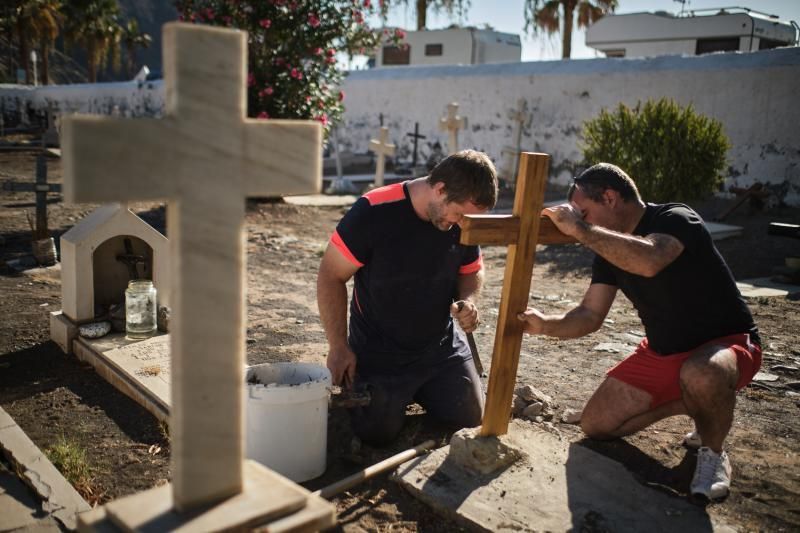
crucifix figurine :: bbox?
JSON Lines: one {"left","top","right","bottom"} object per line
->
{"left": 368, "top": 126, "right": 396, "bottom": 188}
{"left": 459, "top": 152, "right": 576, "bottom": 436}
{"left": 439, "top": 102, "right": 467, "bottom": 155}
{"left": 406, "top": 122, "right": 426, "bottom": 170}
{"left": 64, "top": 23, "right": 334, "bottom": 530}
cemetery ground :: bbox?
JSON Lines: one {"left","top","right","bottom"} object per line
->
{"left": 1, "top": 148, "right": 799, "bottom": 531}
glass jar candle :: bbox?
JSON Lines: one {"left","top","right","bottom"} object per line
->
{"left": 125, "top": 280, "right": 157, "bottom": 339}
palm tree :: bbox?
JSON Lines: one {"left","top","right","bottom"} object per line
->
{"left": 64, "top": 0, "right": 123, "bottom": 83}
{"left": 122, "top": 18, "right": 151, "bottom": 79}
{"left": 31, "top": 0, "right": 62, "bottom": 84}
{"left": 524, "top": 0, "right": 618, "bottom": 59}
{"left": 392, "top": 0, "right": 471, "bottom": 31}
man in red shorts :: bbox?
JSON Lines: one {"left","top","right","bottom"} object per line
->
{"left": 517, "top": 163, "right": 761, "bottom": 502}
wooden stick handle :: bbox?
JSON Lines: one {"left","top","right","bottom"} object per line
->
{"left": 312, "top": 440, "right": 437, "bottom": 500}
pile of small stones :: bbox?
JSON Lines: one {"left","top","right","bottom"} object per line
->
{"left": 512, "top": 384, "right": 582, "bottom": 425}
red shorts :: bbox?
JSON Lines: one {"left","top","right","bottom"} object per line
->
{"left": 606, "top": 333, "right": 762, "bottom": 408}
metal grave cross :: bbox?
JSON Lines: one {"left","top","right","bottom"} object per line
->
{"left": 63, "top": 23, "right": 331, "bottom": 529}
{"left": 2, "top": 153, "right": 61, "bottom": 240}
{"left": 406, "top": 122, "right": 427, "bottom": 170}
{"left": 500, "top": 99, "right": 530, "bottom": 187}
{"left": 368, "top": 126, "right": 396, "bottom": 188}
{"left": 459, "top": 152, "right": 576, "bottom": 436}
{"left": 439, "top": 102, "right": 466, "bottom": 155}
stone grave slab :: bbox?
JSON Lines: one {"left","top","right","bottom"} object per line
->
{"left": 737, "top": 277, "right": 800, "bottom": 298}
{"left": 705, "top": 222, "right": 743, "bottom": 241}
{"left": 73, "top": 333, "right": 171, "bottom": 423}
{"left": 394, "top": 419, "right": 732, "bottom": 532}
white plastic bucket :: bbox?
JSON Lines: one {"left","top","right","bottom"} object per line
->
{"left": 245, "top": 362, "right": 331, "bottom": 482}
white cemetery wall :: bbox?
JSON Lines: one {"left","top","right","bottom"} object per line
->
{"left": 2, "top": 47, "right": 798, "bottom": 204}
{"left": 0, "top": 79, "right": 164, "bottom": 120}
{"left": 341, "top": 47, "right": 800, "bottom": 205}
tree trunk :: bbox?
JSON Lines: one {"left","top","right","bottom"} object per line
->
{"left": 40, "top": 40, "right": 50, "bottom": 85}
{"left": 562, "top": 1, "right": 575, "bottom": 59}
{"left": 16, "top": 19, "right": 31, "bottom": 84}
{"left": 88, "top": 40, "right": 97, "bottom": 83}
{"left": 416, "top": 0, "right": 427, "bottom": 30}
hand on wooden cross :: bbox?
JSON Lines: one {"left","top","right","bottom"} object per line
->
{"left": 542, "top": 203, "right": 585, "bottom": 238}
{"left": 516, "top": 307, "right": 548, "bottom": 335}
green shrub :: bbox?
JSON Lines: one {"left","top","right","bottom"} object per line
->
{"left": 581, "top": 98, "right": 730, "bottom": 203}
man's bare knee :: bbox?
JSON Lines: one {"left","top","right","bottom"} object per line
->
{"left": 580, "top": 422, "right": 615, "bottom": 440}
{"left": 680, "top": 349, "right": 737, "bottom": 395}
{"left": 579, "top": 410, "right": 616, "bottom": 440}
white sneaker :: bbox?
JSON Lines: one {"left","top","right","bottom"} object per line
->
{"left": 683, "top": 430, "right": 702, "bottom": 449}
{"left": 691, "top": 447, "right": 732, "bottom": 501}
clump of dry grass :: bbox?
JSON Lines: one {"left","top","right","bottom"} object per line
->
{"left": 45, "top": 435, "right": 102, "bottom": 504}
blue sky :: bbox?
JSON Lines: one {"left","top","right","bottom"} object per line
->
{"left": 368, "top": 0, "right": 800, "bottom": 62}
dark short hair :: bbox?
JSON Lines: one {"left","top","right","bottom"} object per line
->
{"left": 568, "top": 163, "right": 641, "bottom": 203}
{"left": 428, "top": 150, "right": 498, "bottom": 209}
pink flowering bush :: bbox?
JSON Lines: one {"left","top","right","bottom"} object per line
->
{"left": 174, "top": 0, "right": 396, "bottom": 134}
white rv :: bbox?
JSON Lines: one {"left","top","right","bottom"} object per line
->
{"left": 585, "top": 7, "right": 798, "bottom": 58}
{"left": 373, "top": 27, "right": 521, "bottom": 67}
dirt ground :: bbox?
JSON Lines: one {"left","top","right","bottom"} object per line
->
{"left": 1, "top": 147, "right": 799, "bottom": 531}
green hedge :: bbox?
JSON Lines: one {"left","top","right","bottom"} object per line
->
{"left": 581, "top": 98, "right": 730, "bottom": 203}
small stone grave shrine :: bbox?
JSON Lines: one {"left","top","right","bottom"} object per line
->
{"left": 49, "top": 203, "right": 172, "bottom": 422}
{"left": 50, "top": 203, "right": 170, "bottom": 353}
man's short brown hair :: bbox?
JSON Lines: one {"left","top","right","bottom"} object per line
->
{"left": 568, "top": 163, "right": 642, "bottom": 203}
{"left": 428, "top": 150, "right": 498, "bottom": 209}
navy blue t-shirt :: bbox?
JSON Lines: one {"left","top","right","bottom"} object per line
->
{"left": 331, "top": 182, "right": 482, "bottom": 372}
{"left": 591, "top": 203, "right": 760, "bottom": 355}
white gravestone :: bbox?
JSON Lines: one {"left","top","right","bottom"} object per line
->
{"left": 439, "top": 102, "right": 466, "bottom": 155}
{"left": 62, "top": 22, "right": 333, "bottom": 530}
{"left": 500, "top": 98, "right": 530, "bottom": 186}
{"left": 368, "top": 126, "right": 396, "bottom": 188}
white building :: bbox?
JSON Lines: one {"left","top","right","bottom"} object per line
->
{"left": 586, "top": 7, "right": 798, "bottom": 58}
{"left": 374, "top": 27, "right": 521, "bottom": 67}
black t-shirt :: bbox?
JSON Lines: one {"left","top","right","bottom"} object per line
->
{"left": 591, "top": 203, "right": 760, "bottom": 355}
{"left": 331, "top": 182, "right": 481, "bottom": 372}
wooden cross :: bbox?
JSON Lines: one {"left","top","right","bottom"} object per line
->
{"left": 460, "top": 152, "right": 576, "bottom": 436}
{"left": 2, "top": 153, "right": 62, "bottom": 239}
{"left": 63, "top": 23, "right": 331, "bottom": 528}
{"left": 368, "top": 126, "right": 396, "bottom": 188}
{"left": 439, "top": 102, "right": 466, "bottom": 155}
{"left": 500, "top": 99, "right": 530, "bottom": 186}
{"left": 406, "top": 122, "right": 426, "bottom": 169}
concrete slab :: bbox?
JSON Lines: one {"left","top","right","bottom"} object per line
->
{"left": 705, "top": 222, "right": 743, "bottom": 241}
{"left": 737, "top": 277, "right": 800, "bottom": 298}
{"left": 322, "top": 173, "right": 407, "bottom": 184}
{"left": 283, "top": 194, "right": 358, "bottom": 207}
{"left": 0, "top": 407, "right": 91, "bottom": 531}
{"left": 394, "top": 419, "right": 732, "bottom": 532}
{"left": 73, "top": 333, "right": 170, "bottom": 423}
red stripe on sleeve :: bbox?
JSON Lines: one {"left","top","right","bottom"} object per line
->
{"left": 363, "top": 183, "right": 405, "bottom": 205}
{"left": 459, "top": 254, "right": 483, "bottom": 275}
{"left": 330, "top": 230, "right": 364, "bottom": 267}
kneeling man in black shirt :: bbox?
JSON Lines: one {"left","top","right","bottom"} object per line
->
{"left": 518, "top": 163, "right": 761, "bottom": 502}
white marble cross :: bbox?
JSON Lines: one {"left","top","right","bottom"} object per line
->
{"left": 439, "top": 102, "right": 467, "bottom": 155}
{"left": 500, "top": 98, "right": 530, "bottom": 185}
{"left": 368, "top": 126, "right": 396, "bottom": 188}
{"left": 62, "top": 23, "right": 321, "bottom": 514}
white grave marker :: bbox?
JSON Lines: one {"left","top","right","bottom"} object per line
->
{"left": 439, "top": 102, "right": 466, "bottom": 155}
{"left": 500, "top": 99, "right": 530, "bottom": 186}
{"left": 63, "top": 22, "right": 332, "bottom": 529}
{"left": 368, "top": 126, "right": 396, "bottom": 188}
